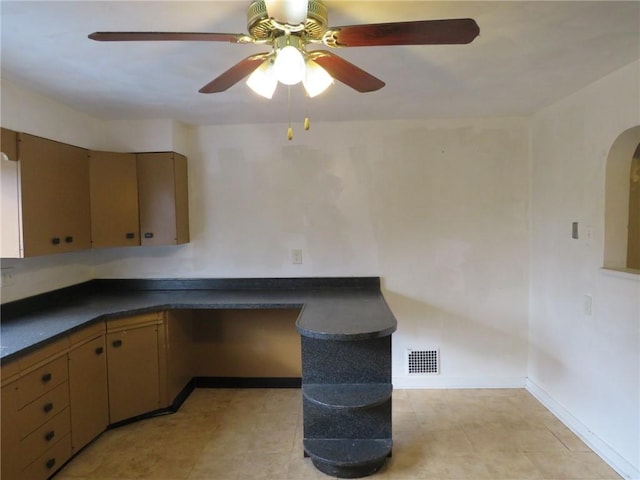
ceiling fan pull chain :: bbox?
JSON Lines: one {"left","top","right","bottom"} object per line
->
{"left": 304, "top": 93, "right": 310, "bottom": 131}
{"left": 287, "top": 85, "right": 293, "bottom": 140}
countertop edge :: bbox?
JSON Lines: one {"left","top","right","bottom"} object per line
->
{"left": 1, "top": 277, "right": 397, "bottom": 364}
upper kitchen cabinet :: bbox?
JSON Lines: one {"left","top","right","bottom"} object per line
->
{"left": 89, "top": 151, "right": 140, "bottom": 248}
{"left": 19, "top": 133, "right": 91, "bottom": 256}
{"left": 137, "top": 152, "right": 189, "bottom": 246}
{"left": 1, "top": 128, "right": 20, "bottom": 258}
{"left": 1, "top": 132, "right": 91, "bottom": 257}
{"left": 1, "top": 127, "right": 18, "bottom": 160}
{"left": 1, "top": 130, "right": 190, "bottom": 257}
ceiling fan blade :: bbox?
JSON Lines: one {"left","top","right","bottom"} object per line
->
{"left": 309, "top": 51, "right": 384, "bottom": 93}
{"left": 88, "top": 32, "right": 247, "bottom": 43}
{"left": 327, "top": 18, "right": 480, "bottom": 47}
{"left": 199, "top": 53, "right": 270, "bottom": 93}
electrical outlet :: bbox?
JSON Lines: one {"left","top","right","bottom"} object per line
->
{"left": 291, "top": 249, "right": 303, "bottom": 265}
{"left": 585, "top": 225, "right": 594, "bottom": 246}
{"left": 1, "top": 269, "right": 15, "bottom": 287}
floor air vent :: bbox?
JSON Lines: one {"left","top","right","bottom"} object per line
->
{"left": 407, "top": 349, "right": 439, "bottom": 375}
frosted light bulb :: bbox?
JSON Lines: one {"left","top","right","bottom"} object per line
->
{"left": 274, "top": 45, "right": 305, "bottom": 85}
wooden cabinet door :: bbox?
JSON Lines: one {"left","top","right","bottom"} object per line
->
{"left": 68, "top": 335, "right": 108, "bottom": 453}
{"left": 107, "top": 324, "right": 161, "bottom": 423}
{"left": 137, "top": 152, "right": 189, "bottom": 246}
{"left": 18, "top": 133, "right": 90, "bottom": 256}
{"left": 89, "top": 151, "right": 140, "bottom": 248}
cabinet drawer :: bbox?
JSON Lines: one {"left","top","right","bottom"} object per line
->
{"left": 108, "top": 311, "right": 164, "bottom": 331}
{"left": 1, "top": 381, "right": 21, "bottom": 480}
{"left": 69, "top": 321, "right": 106, "bottom": 346}
{"left": 21, "top": 433, "right": 71, "bottom": 480}
{"left": 18, "top": 338, "right": 69, "bottom": 372}
{"left": 18, "top": 355, "right": 68, "bottom": 408}
{"left": 1, "top": 360, "right": 20, "bottom": 386}
{"left": 20, "top": 407, "right": 70, "bottom": 469}
{"left": 19, "top": 382, "right": 69, "bottom": 438}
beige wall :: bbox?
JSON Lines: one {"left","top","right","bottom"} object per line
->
{"left": 529, "top": 60, "right": 640, "bottom": 477}
{"left": 88, "top": 116, "right": 531, "bottom": 390}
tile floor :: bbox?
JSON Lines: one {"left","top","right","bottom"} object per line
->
{"left": 55, "top": 388, "right": 622, "bottom": 480}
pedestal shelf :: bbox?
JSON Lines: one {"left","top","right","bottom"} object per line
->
{"left": 304, "top": 438, "right": 392, "bottom": 479}
{"left": 302, "top": 383, "right": 392, "bottom": 410}
{"left": 300, "top": 335, "right": 394, "bottom": 478}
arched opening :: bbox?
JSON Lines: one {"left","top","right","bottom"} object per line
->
{"left": 604, "top": 126, "right": 640, "bottom": 272}
{"left": 628, "top": 145, "right": 640, "bottom": 269}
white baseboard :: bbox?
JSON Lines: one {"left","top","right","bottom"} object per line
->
{"left": 526, "top": 378, "right": 639, "bottom": 480}
{"left": 392, "top": 375, "right": 526, "bottom": 389}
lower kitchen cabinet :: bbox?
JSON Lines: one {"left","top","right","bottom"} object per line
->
{"left": 1, "top": 339, "right": 72, "bottom": 480}
{"left": 1, "top": 361, "right": 21, "bottom": 480}
{"left": 1, "top": 311, "right": 176, "bottom": 477}
{"left": 106, "top": 313, "right": 165, "bottom": 423}
{"left": 68, "top": 323, "right": 108, "bottom": 454}
{"left": 21, "top": 433, "right": 71, "bottom": 480}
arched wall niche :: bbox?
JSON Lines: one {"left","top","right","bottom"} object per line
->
{"left": 604, "top": 125, "right": 640, "bottom": 272}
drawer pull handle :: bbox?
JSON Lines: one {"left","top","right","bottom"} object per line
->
{"left": 46, "top": 458, "right": 56, "bottom": 469}
{"left": 41, "top": 373, "right": 52, "bottom": 383}
{"left": 45, "top": 430, "right": 55, "bottom": 442}
{"left": 112, "top": 339, "right": 123, "bottom": 348}
{"left": 65, "top": 236, "right": 74, "bottom": 243}
{"left": 43, "top": 402, "right": 54, "bottom": 413}
{"left": 95, "top": 346, "right": 104, "bottom": 355}
{"left": 126, "top": 232, "right": 135, "bottom": 239}
{"left": 51, "top": 237, "right": 61, "bottom": 245}
{"left": 144, "top": 232, "right": 154, "bottom": 239}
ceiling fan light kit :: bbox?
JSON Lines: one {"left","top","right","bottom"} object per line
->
{"left": 245, "top": 33, "right": 332, "bottom": 99}
{"left": 303, "top": 59, "right": 333, "bottom": 98}
{"left": 245, "top": 57, "right": 277, "bottom": 99}
{"left": 88, "top": 0, "right": 479, "bottom": 139}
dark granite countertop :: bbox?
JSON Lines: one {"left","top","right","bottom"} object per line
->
{"left": 0, "top": 278, "right": 397, "bottom": 363}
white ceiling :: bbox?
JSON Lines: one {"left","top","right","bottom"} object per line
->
{"left": 1, "top": 1, "right": 639, "bottom": 126}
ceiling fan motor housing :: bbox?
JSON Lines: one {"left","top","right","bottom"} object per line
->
{"left": 247, "top": 0, "right": 329, "bottom": 41}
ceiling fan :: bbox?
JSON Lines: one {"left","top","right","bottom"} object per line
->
{"left": 88, "top": 0, "right": 480, "bottom": 99}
